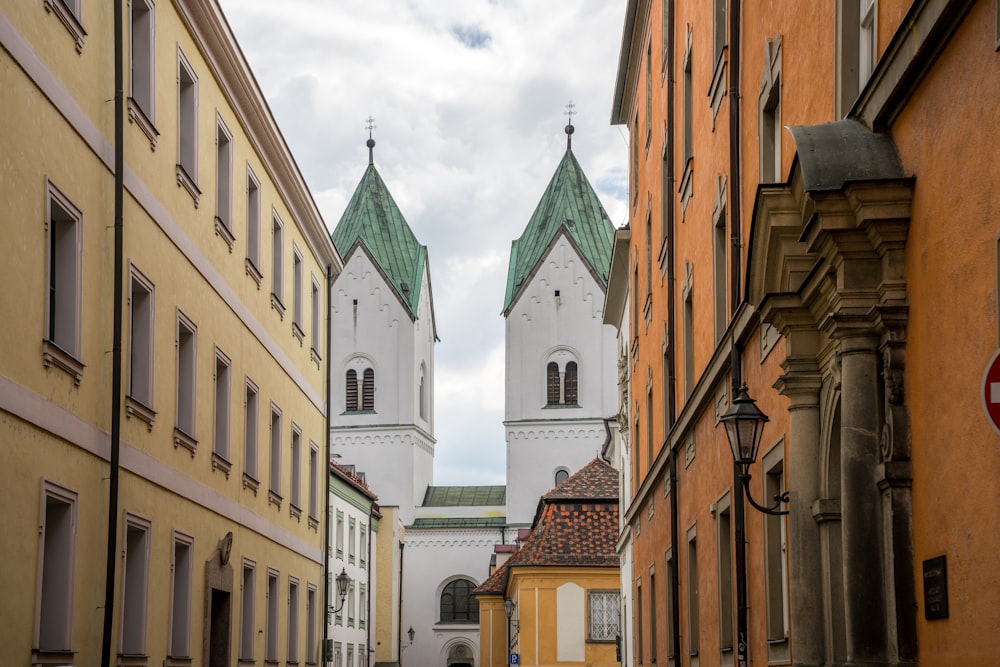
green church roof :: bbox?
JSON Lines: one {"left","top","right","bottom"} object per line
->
{"left": 503, "top": 146, "right": 616, "bottom": 314}
{"left": 332, "top": 158, "right": 427, "bottom": 319}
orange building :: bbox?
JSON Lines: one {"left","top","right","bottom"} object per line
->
{"left": 610, "top": 1, "right": 1000, "bottom": 666}
{"left": 475, "top": 459, "right": 621, "bottom": 667}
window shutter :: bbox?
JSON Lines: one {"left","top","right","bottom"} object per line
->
{"left": 546, "top": 362, "right": 560, "bottom": 405}
{"left": 565, "top": 361, "right": 578, "bottom": 405}
{"left": 345, "top": 370, "right": 358, "bottom": 411}
{"left": 362, "top": 369, "right": 375, "bottom": 411}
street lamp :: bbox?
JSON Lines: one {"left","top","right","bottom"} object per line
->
{"left": 720, "top": 385, "right": 789, "bottom": 667}
{"left": 328, "top": 568, "right": 352, "bottom": 614}
{"left": 504, "top": 599, "right": 516, "bottom": 666}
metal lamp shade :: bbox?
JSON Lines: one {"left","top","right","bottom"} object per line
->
{"left": 721, "top": 386, "right": 769, "bottom": 465}
{"left": 336, "top": 568, "right": 351, "bottom": 600}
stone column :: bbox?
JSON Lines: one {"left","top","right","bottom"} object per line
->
{"left": 836, "top": 329, "right": 888, "bottom": 665}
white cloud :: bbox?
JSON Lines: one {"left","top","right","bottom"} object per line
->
{"left": 219, "top": 0, "right": 629, "bottom": 485}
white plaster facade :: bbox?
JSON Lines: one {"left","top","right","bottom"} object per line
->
{"left": 504, "top": 233, "right": 618, "bottom": 524}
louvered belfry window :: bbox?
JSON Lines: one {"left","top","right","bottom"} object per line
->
{"left": 565, "top": 361, "right": 578, "bottom": 405}
{"left": 547, "top": 362, "right": 560, "bottom": 405}
{"left": 345, "top": 370, "right": 358, "bottom": 411}
{"left": 361, "top": 369, "right": 375, "bottom": 411}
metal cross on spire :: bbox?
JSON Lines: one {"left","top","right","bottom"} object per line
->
{"left": 365, "top": 115, "right": 376, "bottom": 164}
{"left": 564, "top": 100, "right": 576, "bottom": 150}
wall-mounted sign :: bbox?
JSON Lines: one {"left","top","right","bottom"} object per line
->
{"left": 922, "top": 555, "right": 949, "bottom": 621}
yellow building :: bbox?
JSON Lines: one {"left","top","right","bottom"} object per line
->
{"left": 0, "top": 1, "right": 340, "bottom": 666}
{"left": 475, "top": 459, "right": 621, "bottom": 667}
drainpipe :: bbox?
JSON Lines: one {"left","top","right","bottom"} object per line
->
{"left": 322, "top": 263, "right": 333, "bottom": 666}
{"left": 728, "top": 0, "right": 744, "bottom": 391}
{"left": 668, "top": 450, "right": 682, "bottom": 663}
{"left": 665, "top": 0, "right": 677, "bottom": 427}
{"left": 397, "top": 541, "right": 405, "bottom": 665}
{"left": 366, "top": 505, "right": 374, "bottom": 664}
{"left": 100, "top": 2, "right": 125, "bottom": 666}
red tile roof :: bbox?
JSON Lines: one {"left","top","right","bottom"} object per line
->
{"left": 475, "top": 458, "right": 619, "bottom": 596}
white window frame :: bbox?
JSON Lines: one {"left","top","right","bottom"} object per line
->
{"left": 310, "top": 275, "right": 322, "bottom": 363}
{"left": 266, "top": 568, "right": 279, "bottom": 663}
{"left": 246, "top": 166, "right": 262, "bottom": 285}
{"left": 359, "top": 584, "right": 367, "bottom": 629}
{"left": 35, "top": 479, "right": 78, "bottom": 653}
{"left": 335, "top": 511, "right": 344, "bottom": 558}
{"left": 859, "top": 0, "right": 877, "bottom": 86}
{"left": 308, "top": 442, "right": 319, "bottom": 527}
{"left": 288, "top": 576, "right": 300, "bottom": 664}
{"left": 268, "top": 404, "right": 282, "bottom": 506}
{"left": 121, "top": 512, "right": 152, "bottom": 657}
{"left": 306, "top": 584, "right": 318, "bottom": 665}
{"left": 43, "top": 0, "right": 86, "bottom": 52}
{"left": 174, "top": 310, "right": 197, "bottom": 453}
{"left": 712, "top": 173, "right": 728, "bottom": 343}
{"left": 215, "top": 114, "right": 234, "bottom": 249}
{"left": 359, "top": 523, "right": 367, "bottom": 568}
{"left": 292, "top": 244, "right": 305, "bottom": 341}
{"left": 176, "top": 48, "right": 200, "bottom": 204}
{"left": 716, "top": 492, "right": 734, "bottom": 661}
{"left": 240, "top": 559, "right": 256, "bottom": 661}
{"left": 168, "top": 530, "right": 194, "bottom": 659}
{"left": 128, "top": 0, "right": 157, "bottom": 147}
{"left": 127, "top": 265, "right": 156, "bottom": 427}
{"left": 348, "top": 517, "right": 356, "bottom": 564}
{"left": 758, "top": 37, "right": 783, "bottom": 184}
{"left": 290, "top": 424, "right": 302, "bottom": 518}
{"left": 42, "top": 179, "right": 84, "bottom": 384}
{"left": 244, "top": 377, "right": 259, "bottom": 490}
{"left": 763, "top": 443, "right": 790, "bottom": 662}
{"left": 686, "top": 525, "right": 700, "bottom": 658}
{"left": 212, "top": 347, "right": 232, "bottom": 477}
{"left": 271, "top": 211, "right": 285, "bottom": 316}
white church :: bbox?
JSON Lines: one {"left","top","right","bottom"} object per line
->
{"left": 328, "top": 125, "right": 617, "bottom": 667}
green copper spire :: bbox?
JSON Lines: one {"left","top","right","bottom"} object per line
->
{"left": 503, "top": 127, "right": 615, "bottom": 314}
{"left": 332, "top": 134, "right": 427, "bottom": 319}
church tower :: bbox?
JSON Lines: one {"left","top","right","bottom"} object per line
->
{"left": 330, "top": 134, "right": 437, "bottom": 524}
{"left": 503, "top": 122, "right": 618, "bottom": 525}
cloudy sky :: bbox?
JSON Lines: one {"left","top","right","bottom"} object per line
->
{"left": 217, "top": 0, "right": 630, "bottom": 485}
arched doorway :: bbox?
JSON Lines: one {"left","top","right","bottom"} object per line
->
{"left": 446, "top": 641, "right": 475, "bottom": 667}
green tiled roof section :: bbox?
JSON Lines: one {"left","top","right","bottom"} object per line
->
{"left": 503, "top": 150, "right": 615, "bottom": 313}
{"left": 411, "top": 517, "right": 508, "bottom": 529}
{"left": 332, "top": 164, "right": 427, "bottom": 317}
{"left": 422, "top": 485, "right": 507, "bottom": 507}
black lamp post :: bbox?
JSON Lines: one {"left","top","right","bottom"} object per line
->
{"left": 720, "top": 385, "right": 788, "bottom": 667}
{"left": 328, "top": 568, "right": 352, "bottom": 614}
{"left": 504, "top": 599, "right": 515, "bottom": 666}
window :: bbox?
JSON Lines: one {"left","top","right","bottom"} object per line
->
{"left": 335, "top": 511, "right": 344, "bottom": 558}
{"left": 347, "top": 581, "right": 355, "bottom": 626}
{"left": 121, "top": 514, "right": 151, "bottom": 657}
{"left": 631, "top": 113, "right": 639, "bottom": 205}
{"left": 271, "top": 213, "right": 285, "bottom": 314}
{"left": 308, "top": 442, "right": 319, "bottom": 525}
{"left": 759, "top": 37, "right": 782, "bottom": 183}
{"left": 175, "top": 312, "right": 197, "bottom": 450}
{"left": 215, "top": 116, "right": 234, "bottom": 248}
{"left": 128, "top": 267, "right": 155, "bottom": 424}
{"left": 345, "top": 370, "right": 358, "bottom": 412}
{"left": 362, "top": 368, "right": 374, "bottom": 411}
{"left": 687, "top": 527, "right": 699, "bottom": 657}
{"left": 649, "top": 569, "right": 658, "bottom": 662}
{"left": 645, "top": 39, "right": 652, "bottom": 145}
{"left": 419, "top": 362, "right": 427, "bottom": 420}
{"left": 588, "top": 590, "right": 619, "bottom": 641}
{"left": 359, "top": 584, "right": 367, "bottom": 628}
{"left": 713, "top": 0, "right": 727, "bottom": 65}
{"left": 244, "top": 379, "right": 259, "bottom": 487}
{"left": 835, "top": 0, "right": 862, "bottom": 117}
{"left": 176, "top": 49, "right": 199, "bottom": 203}
{"left": 682, "top": 31, "right": 693, "bottom": 164}
{"left": 359, "top": 525, "right": 367, "bottom": 568}
{"left": 44, "top": 0, "right": 85, "bottom": 51}
{"left": 292, "top": 246, "right": 304, "bottom": 340}
{"left": 764, "top": 451, "right": 789, "bottom": 650}
{"left": 665, "top": 549, "right": 677, "bottom": 660}
{"left": 246, "top": 167, "right": 262, "bottom": 283}
{"left": 213, "top": 348, "right": 232, "bottom": 474}
{"left": 306, "top": 584, "right": 318, "bottom": 665}
{"left": 554, "top": 468, "right": 569, "bottom": 486}
{"left": 269, "top": 405, "right": 282, "bottom": 504}
{"left": 712, "top": 174, "right": 728, "bottom": 342}
{"left": 35, "top": 480, "right": 78, "bottom": 653}
{"left": 334, "top": 643, "right": 342, "bottom": 667}
{"left": 43, "top": 181, "right": 83, "bottom": 382}
{"left": 859, "top": 0, "right": 877, "bottom": 85}
{"left": 662, "top": 330, "right": 673, "bottom": 433}
{"left": 645, "top": 212, "right": 652, "bottom": 299}
{"left": 646, "top": 379, "right": 654, "bottom": 470}
{"left": 169, "top": 532, "right": 194, "bottom": 659}
{"left": 440, "top": 579, "right": 479, "bottom": 623}
{"left": 129, "top": 0, "right": 156, "bottom": 142}
{"left": 266, "top": 569, "right": 279, "bottom": 663}
{"left": 310, "top": 276, "right": 321, "bottom": 360}
{"left": 348, "top": 518, "right": 356, "bottom": 564}
{"left": 716, "top": 495, "right": 734, "bottom": 659}
{"left": 545, "top": 360, "right": 578, "bottom": 406}
{"left": 290, "top": 425, "right": 302, "bottom": 516}
{"left": 240, "top": 561, "right": 255, "bottom": 661}
{"left": 635, "top": 579, "right": 643, "bottom": 662}
{"left": 683, "top": 263, "right": 694, "bottom": 397}
{"left": 288, "top": 577, "right": 299, "bottom": 664}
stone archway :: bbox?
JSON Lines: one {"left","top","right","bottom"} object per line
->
{"left": 446, "top": 641, "right": 475, "bottom": 667}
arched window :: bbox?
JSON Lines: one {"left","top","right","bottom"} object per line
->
{"left": 554, "top": 468, "right": 570, "bottom": 486}
{"left": 345, "top": 369, "right": 358, "bottom": 412}
{"left": 419, "top": 363, "right": 427, "bottom": 420}
{"left": 565, "top": 361, "right": 578, "bottom": 405}
{"left": 546, "top": 362, "right": 560, "bottom": 405}
{"left": 361, "top": 368, "right": 375, "bottom": 411}
{"left": 440, "top": 579, "right": 479, "bottom": 623}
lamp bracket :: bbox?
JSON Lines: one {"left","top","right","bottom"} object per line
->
{"left": 740, "top": 469, "right": 789, "bottom": 516}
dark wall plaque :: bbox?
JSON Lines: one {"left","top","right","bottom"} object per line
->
{"left": 922, "top": 555, "right": 949, "bottom": 620}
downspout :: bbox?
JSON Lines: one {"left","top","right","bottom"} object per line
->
{"left": 100, "top": 2, "right": 125, "bottom": 666}
{"left": 397, "top": 542, "right": 405, "bottom": 665}
{"left": 366, "top": 505, "right": 374, "bottom": 665}
{"left": 665, "top": 0, "right": 677, "bottom": 427}
{"left": 728, "top": 0, "right": 744, "bottom": 390}
{"left": 668, "top": 451, "right": 682, "bottom": 663}
{"left": 322, "top": 264, "right": 333, "bottom": 666}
